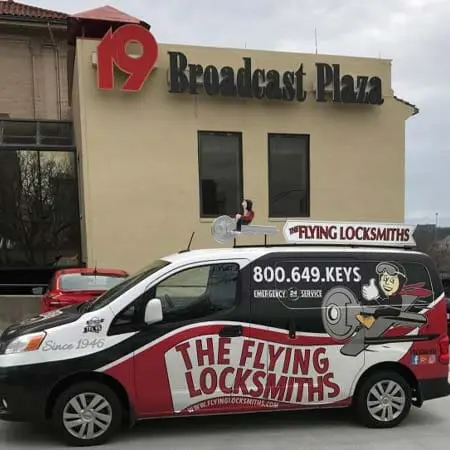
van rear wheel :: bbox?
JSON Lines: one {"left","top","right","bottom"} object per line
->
{"left": 354, "top": 370, "right": 412, "bottom": 428}
{"left": 52, "top": 381, "right": 123, "bottom": 446}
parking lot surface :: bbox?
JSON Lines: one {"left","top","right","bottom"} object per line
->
{"left": 0, "top": 397, "right": 449, "bottom": 449}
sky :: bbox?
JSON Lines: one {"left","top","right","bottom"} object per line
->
{"left": 32, "top": 0, "right": 450, "bottom": 226}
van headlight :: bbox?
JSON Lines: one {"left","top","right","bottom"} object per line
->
{"left": 4, "top": 332, "right": 46, "bottom": 355}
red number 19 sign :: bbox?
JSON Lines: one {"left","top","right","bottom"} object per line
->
{"left": 96, "top": 24, "right": 158, "bottom": 92}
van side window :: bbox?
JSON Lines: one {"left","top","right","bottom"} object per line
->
{"left": 109, "top": 262, "right": 240, "bottom": 335}
{"left": 156, "top": 263, "right": 239, "bottom": 323}
{"left": 109, "top": 299, "right": 144, "bottom": 334}
{"left": 358, "top": 260, "right": 434, "bottom": 311}
{"left": 248, "top": 258, "right": 435, "bottom": 334}
{"left": 397, "top": 261, "right": 434, "bottom": 311}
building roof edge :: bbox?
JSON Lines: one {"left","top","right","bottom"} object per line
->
{"left": 394, "top": 95, "right": 419, "bottom": 117}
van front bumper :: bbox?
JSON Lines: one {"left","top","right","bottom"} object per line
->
{"left": 0, "top": 366, "right": 50, "bottom": 423}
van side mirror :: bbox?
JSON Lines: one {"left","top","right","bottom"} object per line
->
{"left": 144, "top": 298, "right": 163, "bottom": 325}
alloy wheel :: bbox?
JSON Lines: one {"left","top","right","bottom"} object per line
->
{"left": 62, "top": 392, "right": 113, "bottom": 440}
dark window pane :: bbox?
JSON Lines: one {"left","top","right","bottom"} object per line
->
{"left": 39, "top": 122, "right": 73, "bottom": 146}
{"left": 268, "top": 134, "right": 309, "bottom": 218}
{"left": 198, "top": 132, "right": 242, "bottom": 217}
{"left": 155, "top": 263, "right": 239, "bottom": 323}
{"left": 0, "top": 150, "right": 81, "bottom": 269}
{"left": 249, "top": 259, "right": 433, "bottom": 332}
{"left": 2, "top": 121, "right": 37, "bottom": 145}
{"left": 0, "top": 268, "right": 56, "bottom": 295}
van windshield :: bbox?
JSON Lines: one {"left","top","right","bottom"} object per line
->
{"left": 83, "top": 259, "right": 171, "bottom": 313}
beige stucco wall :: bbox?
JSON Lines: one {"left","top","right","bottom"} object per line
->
{"left": 72, "top": 37, "right": 416, "bottom": 273}
{"left": 0, "top": 23, "right": 70, "bottom": 120}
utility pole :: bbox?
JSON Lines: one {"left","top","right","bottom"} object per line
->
{"left": 435, "top": 212, "right": 439, "bottom": 240}
{"left": 314, "top": 26, "right": 318, "bottom": 54}
{"left": 434, "top": 212, "right": 440, "bottom": 271}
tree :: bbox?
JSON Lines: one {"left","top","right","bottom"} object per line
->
{"left": 415, "top": 224, "right": 450, "bottom": 274}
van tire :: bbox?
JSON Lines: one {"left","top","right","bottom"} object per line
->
{"left": 51, "top": 381, "right": 123, "bottom": 446}
{"left": 354, "top": 370, "right": 412, "bottom": 428}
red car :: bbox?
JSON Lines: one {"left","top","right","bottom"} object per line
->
{"left": 40, "top": 267, "right": 129, "bottom": 313}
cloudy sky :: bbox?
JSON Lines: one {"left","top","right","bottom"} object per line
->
{"left": 34, "top": 0, "right": 449, "bottom": 226}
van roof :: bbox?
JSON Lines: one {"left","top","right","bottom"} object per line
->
{"left": 162, "top": 245, "right": 425, "bottom": 265}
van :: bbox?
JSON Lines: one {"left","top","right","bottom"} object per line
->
{"left": 0, "top": 219, "right": 448, "bottom": 447}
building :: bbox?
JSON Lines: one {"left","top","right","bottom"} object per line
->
{"left": 0, "top": 3, "right": 420, "bottom": 288}
{"left": 68, "top": 6, "right": 418, "bottom": 273}
{"left": 0, "top": 0, "right": 80, "bottom": 294}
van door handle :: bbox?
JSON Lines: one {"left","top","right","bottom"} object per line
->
{"left": 219, "top": 325, "right": 243, "bottom": 337}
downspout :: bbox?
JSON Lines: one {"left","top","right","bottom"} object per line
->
{"left": 47, "top": 22, "right": 62, "bottom": 120}
{"left": 28, "top": 39, "right": 37, "bottom": 118}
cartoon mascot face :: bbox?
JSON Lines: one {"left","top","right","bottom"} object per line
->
{"left": 375, "top": 261, "right": 406, "bottom": 297}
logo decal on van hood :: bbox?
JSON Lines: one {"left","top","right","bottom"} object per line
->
{"left": 83, "top": 317, "right": 104, "bottom": 334}
{"left": 19, "top": 309, "right": 63, "bottom": 325}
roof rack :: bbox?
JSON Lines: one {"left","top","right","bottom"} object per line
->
{"left": 210, "top": 216, "right": 417, "bottom": 249}
{"left": 231, "top": 243, "right": 417, "bottom": 251}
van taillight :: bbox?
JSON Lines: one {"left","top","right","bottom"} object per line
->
{"left": 439, "top": 335, "right": 449, "bottom": 364}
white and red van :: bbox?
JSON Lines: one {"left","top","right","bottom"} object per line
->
{"left": 0, "top": 219, "right": 448, "bottom": 446}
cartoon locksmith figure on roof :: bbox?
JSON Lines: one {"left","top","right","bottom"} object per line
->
{"left": 322, "top": 261, "right": 433, "bottom": 357}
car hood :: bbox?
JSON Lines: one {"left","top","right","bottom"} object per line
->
{"left": 0, "top": 304, "right": 82, "bottom": 342}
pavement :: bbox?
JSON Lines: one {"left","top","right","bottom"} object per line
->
{"left": 0, "top": 398, "right": 449, "bottom": 449}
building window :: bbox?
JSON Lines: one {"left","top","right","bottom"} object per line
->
{"left": 198, "top": 131, "right": 243, "bottom": 218}
{"left": 0, "top": 119, "right": 80, "bottom": 294}
{"left": 268, "top": 133, "right": 310, "bottom": 218}
{"left": 0, "top": 149, "right": 80, "bottom": 269}
{"left": 1, "top": 119, "right": 74, "bottom": 147}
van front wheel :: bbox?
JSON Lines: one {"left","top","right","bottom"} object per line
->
{"left": 354, "top": 370, "right": 412, "bottom": 428}
{"left": 52, "top": 381, "right": 123, "bottom": 446}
